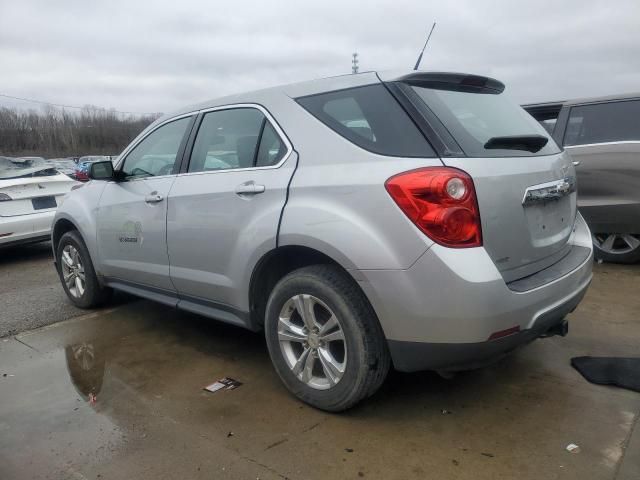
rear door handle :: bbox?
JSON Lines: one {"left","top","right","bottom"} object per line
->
{"left": 235, "top": 182, "right": 265, "bottom": 195}
{"left": 145, "top": 193, "right": 164, "bottom": 203}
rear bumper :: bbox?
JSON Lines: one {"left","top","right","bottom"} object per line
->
{"left": 357, "top": 213, "right": 594, "bottom": 372}
{"left": 0, "top": 211, "right": 55, "bottom": 246}
{"left": 388, "top": 283, "right": 587, "bottom": 372}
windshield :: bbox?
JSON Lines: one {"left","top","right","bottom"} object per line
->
{"left": 411, "top": 87, "right": 561, "bottom": 157}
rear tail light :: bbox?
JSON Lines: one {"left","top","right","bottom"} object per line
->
{"left": 385, "top": 167, "right": 482, "bottom": 248}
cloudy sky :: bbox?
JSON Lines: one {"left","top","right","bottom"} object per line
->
{"left": 1, "top": 0, "right": 640, "bottom": 116}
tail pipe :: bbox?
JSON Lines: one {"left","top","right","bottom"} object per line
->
{"left": 542, "top": 320, "right": 569, "bottom": 338}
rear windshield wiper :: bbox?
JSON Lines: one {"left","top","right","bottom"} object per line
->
{"left": 484, "top": 135, "right": 548, "bottom": 153}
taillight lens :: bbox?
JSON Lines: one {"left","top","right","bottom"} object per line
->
{"left": 385, "top": 167, "right": 482, "bottom": 248}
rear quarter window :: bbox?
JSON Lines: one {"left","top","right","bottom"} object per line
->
{"left": 296, "top": 84, "right": 435, "bottom": 158}
{"left": 564, "top": 100, "right": 640, "bottom": 146}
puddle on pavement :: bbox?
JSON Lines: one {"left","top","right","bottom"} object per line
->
{"left": 1, "top": 292, "right": 639, "bottom": 480}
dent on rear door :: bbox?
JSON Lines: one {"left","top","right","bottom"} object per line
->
{"left": 166, "top": 156, "right": 297, "bottom": 312}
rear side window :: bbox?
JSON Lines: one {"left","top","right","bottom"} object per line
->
{"left": 296, "top": 84, "right": 435, "bottom": 157}
{"left": 188, "top": 108, "right": 287, "bottom": 173}
{"left": 412, "top": 87, "right": 560, "bottom": 157}
{"left": 564, "top": 100, "right": 640, "bottom": 146}
{"left": 256, "top": 122, "right": 287, "bottom": 167}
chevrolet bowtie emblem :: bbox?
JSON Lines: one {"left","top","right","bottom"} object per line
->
{"left": 522, "top": 177, "right": 576, "bottom": 206}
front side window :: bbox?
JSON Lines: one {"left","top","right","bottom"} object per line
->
{"left": 121, "top": 117, "right": 192, "bottom": 178}
{"left": 412, "top": 86, "right": 560, "bottom": 157}
{"left": 188, "top": 108, "right": 287, "bottom": 173}
{"left": 296, "top": 84, "right": 435, "bottom": 158}
{"left": 564, "top": 100, "right": 640, "bottom": 146}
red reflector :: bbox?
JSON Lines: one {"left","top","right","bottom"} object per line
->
{"left": 385, "top": 167, "right": 482, "bottom": 248}
{"left": 488, "top": 326, "right": 521, "bottom": 341}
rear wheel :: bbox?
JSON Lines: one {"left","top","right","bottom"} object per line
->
{"left": 592, "top": 233, "right": 640, "bottom": 264}
{"left": 264, "top": 265, "right": 390, "bottom": 412}
{"left": 56, "top": 231, "right": 112, "bottom": 308}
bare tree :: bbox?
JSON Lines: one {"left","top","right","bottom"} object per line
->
{"left": 0, "top": 106, "right": 158, "bottom": 158}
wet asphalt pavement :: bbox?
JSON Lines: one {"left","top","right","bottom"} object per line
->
{"left": 0, "top": 246, "right": 639, "bottom": 479}
{"left": 0, "top": 242, "right": 86, "bottom": 338}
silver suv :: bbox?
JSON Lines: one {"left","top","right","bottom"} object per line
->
{"left": 53, "top": 71, "right": 593, "bottom": 411}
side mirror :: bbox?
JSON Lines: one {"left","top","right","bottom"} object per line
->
{"left": 88, "top": 160, "right": 115, "bottom": 181}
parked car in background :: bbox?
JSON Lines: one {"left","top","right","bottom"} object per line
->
{"left": 52, "top": 71, "right": 592, "bottom": 411}
{"left": 0, "top": 156, "right": 77, "bottom": 246}
{"left": 47, "top": 158, "right": 78, "bottom": 177}
{"left": 72, "top": 156, "right": 117, "bottom": 181}
{"left": 524, "top": 93, "right": 640, "bottom": 263}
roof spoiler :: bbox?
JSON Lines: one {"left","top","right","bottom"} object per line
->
{"left": 393, "top": 72, "right": 505, "bottom": 95}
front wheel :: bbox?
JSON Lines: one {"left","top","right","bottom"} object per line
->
{"left": 592, "top": 233, "right": 640, "bottom": 264}
{"left": 264, "top": 265, "right": 390, "bottom": 412}
{"left": 56, "top": 230, "right": 112, "bottom": 308}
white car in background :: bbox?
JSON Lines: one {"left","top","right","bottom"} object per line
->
{"left": 0, "top": 157, "right": 77, "bottom": 247}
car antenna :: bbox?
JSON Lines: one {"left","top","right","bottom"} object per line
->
{"left": 413, "top": 22, "right": 436, "bottom": 71}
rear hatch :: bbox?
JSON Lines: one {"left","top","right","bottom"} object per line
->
{"left": 393, "top": 73, "right": 577, "bottom": 282}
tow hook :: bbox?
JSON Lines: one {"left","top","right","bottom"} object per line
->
{"left": 542, "top": 320, "right": 569, "bottom": 338}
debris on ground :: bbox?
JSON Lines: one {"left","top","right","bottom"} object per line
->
{"left": 441, "top": 409, "right": 453, "bottom": 415}
{"left": 345, "top": 448, "right": 354, "bottom": 453}
{"left": 571, "top": 356, "right": 640, "bottom": 393}
{"left": 481, "top": 452, "right": 494, "bottom": 458}
{"left": 88, "top": 393, "right": 97, "bottom": 405}
{"left": 204, "top": 377, "right": 242, "bottom": 393}
{"left": 566, "top": 443, "right": 581, "bottom": 453}
{"left": 227, "top": 431, "right": 234, "bottom": 438}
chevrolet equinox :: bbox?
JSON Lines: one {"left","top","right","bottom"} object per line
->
{"left": 52, "top": 71, "right": 593, "bottom": 411}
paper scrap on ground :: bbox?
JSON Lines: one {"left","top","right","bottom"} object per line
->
{"left": 566, "top": 443, "right": 580, "bottom": 453}
{"left": 204, "top": 377, "right": 242, "bottom": 393}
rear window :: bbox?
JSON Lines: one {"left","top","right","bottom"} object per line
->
{"left": 564, "top": 100, "right": 640, "bottom": 146}
{"left": 296, "top": 84, "right": 435, "bottom": 158}
{"left": 412, "top": 87, "right": 560, "bottom": 157}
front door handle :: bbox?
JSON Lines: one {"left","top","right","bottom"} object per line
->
{"left": 145, "top": 192, "right": 164, "bottom": 203}
{"left": 235, "top": 182, "right": 265, "bottom": 195}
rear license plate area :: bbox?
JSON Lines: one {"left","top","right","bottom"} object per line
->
{"left": 32, "top": 196, "right": 57, "bottom": 210}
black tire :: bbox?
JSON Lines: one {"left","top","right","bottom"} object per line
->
{"left": 264, "top": 265, "right": 390, "bottom": 412}
{"left": 593, "top": 233, "right": 640, "bottom": 264}
{"left": 56, "top": 230, "right": 112, "bottom": 308}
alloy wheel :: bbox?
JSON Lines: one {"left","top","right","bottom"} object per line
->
{"left": 278, "top": 294, "right": 347, "bottom": 390}
{"left": 61, "top": 244, "right": 86, "bottom": 298}
{"left": 593, "top": 233, "right": 640, "bottom": 255}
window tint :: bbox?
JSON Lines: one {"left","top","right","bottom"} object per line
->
{"left": 412, "top": 87, "right": 560, "bottom": 157}
{"left": 122, "top": 117, "right": 191, "bottom": 178}
{"left": 256, "top": 122, "right": 286, "bottom": 167}
{"left": 539, "top": 118, "right": 557, "bottom": 135}
{"left": 296, "top": 84, "right": 435, "bottom": 157}
{"left": 564, "top": 100, "right": 640, "bottom": 146}
{"left": 189, "top": 108, "right": 286, "bottom": 173}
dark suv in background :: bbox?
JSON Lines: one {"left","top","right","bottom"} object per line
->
{"left": 524, "top": 94, "right": 640, "bottom": 263}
